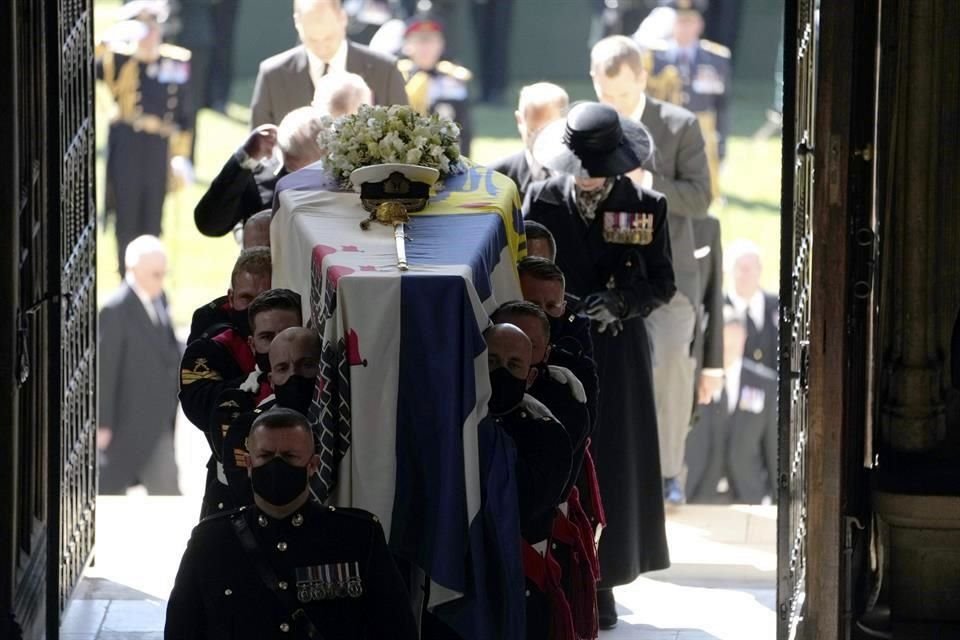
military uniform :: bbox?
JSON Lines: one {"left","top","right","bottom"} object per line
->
{"left": 187, "top": 294, "right": 231, "bottom": 345}
{"left": 647, "top": 38, "right": 731, "bottom": 199}
{"left": 165, "top": 500, "right": 419, "bottom": 639}
{"left": 488, "top": 395, "right": 573, "bottom": 640}
{"left": 398, "top": 58, "right": 473, "bottom": 155}
{"left": 180, "top": 325, "right": 271, "bottom": 518}
{"left": 96, "top": 41, "right": 193, "bottom": 272}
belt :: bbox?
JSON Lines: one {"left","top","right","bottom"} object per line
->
{"left": 112, "top": 114, "right": 178, "bottom": 138}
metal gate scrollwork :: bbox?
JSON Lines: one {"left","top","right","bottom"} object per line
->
{"left": 777, "top": 0, "right": 818, "bottom": 638}
{"left": 2, "top": 0, "right": 96, "bottom": 636}
{"left": 51, "top": 0, "right": 98, "bottom": 622}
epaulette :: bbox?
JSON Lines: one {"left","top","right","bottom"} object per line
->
{"left": 320, "top": 503, "right": 381, "bottom": 526}
{"left": 699, "top": 39, "right": 731, "bottom": 59}
{"left": 198, "top": 505, "right": 248, "bottom": 526}
{"left": 743, "top": 359, "right": 777, "bottom": 381}
{"left": 160, "top": 43, "right": 192, "bottom": 62}
{"left": 436, "top": 60, "right": 472, "bottom": 82}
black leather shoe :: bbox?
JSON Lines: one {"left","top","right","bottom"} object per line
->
{"left": 597, "top": 588, "right": 618, "bottom": 630}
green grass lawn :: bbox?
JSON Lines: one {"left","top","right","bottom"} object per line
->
{"left": 94, "top": 1, "right": 782, "bottom": 329}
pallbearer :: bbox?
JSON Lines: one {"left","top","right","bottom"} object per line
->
{"left": 523, "top": 102, "right": 676, "bottom": 630}
{"left": 165, "top": 408, "right": 418, "bottom": 640}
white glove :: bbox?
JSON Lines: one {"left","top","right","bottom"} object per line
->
{"left": 239, "top": 368, "right": 262, "bottom": 394}
{"left": 547, "top": 365, "right": 587, "bottom": 404}
{"left": 170, "top": 155, "right": 195, "bottom": 186}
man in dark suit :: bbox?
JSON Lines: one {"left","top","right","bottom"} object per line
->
{"left": 726, "top": 238, "right": 778, "bottom": 371}
{"left": 489, "top": 82, "right": 568, "bottom": 202}
{"left": 686, "top": 305, "right": 771, "bottom": 503}
{"left": 98, "top": 235, "right": 182, "bottom": 495}
{"left": 591, "top": 35, "right": 712, "bottom": 505}
{"left": 692, "top": 215, "right": 725, "bottom": 407}
{"left": 720, "top": 309, "right": 778, "bottom": 503}
{"left": 249, "top": 0, "right": 408, "bottom": 128}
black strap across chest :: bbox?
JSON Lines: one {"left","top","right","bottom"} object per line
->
{"left": 230, "top": 513, "right": 327, "bottom": 640}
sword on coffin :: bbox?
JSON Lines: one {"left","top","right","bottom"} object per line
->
{"left": 351, "top": 164, "right": 440, "bottom": 271}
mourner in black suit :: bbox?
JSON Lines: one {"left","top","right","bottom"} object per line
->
{"left": 194, "top": 107, "right": 326, "bottom": 237}
{"left": 692, "top": 215, "right": 725, "bottom": 407}
{"left": 726, "top": 238, "right": 779, "bottom": 371}
{"left": 249, "top": 0, "right": 408, "bottom": 128}
{"left": 165, "top": 409, "right": 418, "bottom": 640}
{"left": 99, "top": 236, "right": 181, "bottom": 495}
{"left": 95, "top": 3, "right": 193, "bottom": 273}
{"left": 523, "top": 102, "right": 675, "bottom": 630}
{"left": 592, "top": 35, "right": 712, "bottom": 504}
{"left": 687, "top": 307, "right": 777, "bottom": 504}
{"left": 489, "top": 83, "right": 569, "bottom": 202}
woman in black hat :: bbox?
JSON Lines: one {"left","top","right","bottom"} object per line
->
{"left": 522, "top": 101, "right": 676, "bottom": 630}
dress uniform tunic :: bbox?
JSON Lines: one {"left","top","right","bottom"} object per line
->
{"left": 648, "top": 38, "right": 731, "bottom": 198}
{"left": 398, "top": 58, "right": 473, "bottom": 155}
{"left": 524, "top": 174, "right": 676, "bottom": 583}
{"left": 96, "top": 42, "right": 193, "bottom": 272}
{"left": 165, "top": 501, "right": 419, "bottom": 639}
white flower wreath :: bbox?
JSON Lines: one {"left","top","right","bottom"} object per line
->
{"left": 319, "top": 104, "right": 465, "bottom": 184}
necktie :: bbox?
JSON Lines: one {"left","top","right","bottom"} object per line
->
{"left": 152, "top": 298, "right": 169, "bottom": 327}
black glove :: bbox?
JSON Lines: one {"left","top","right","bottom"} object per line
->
{"left": 583, "top": 291, "right": 626, "bottom": 336}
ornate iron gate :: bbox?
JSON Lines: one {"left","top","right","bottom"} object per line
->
{"left": 0, "top": 0, "right": 96, "bottom": 637}
{"left": 777, "top": 0, "right": 818, "bottom": 638}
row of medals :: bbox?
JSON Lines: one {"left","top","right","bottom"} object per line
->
{"left": 297, "top": 562, "right": 364, "bottom": 603}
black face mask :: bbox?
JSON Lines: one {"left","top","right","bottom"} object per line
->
{"left": 250, "top": 457, "right": 308, "bottom": 506}
{"left": 488, "top": 367, "right": 528, "bottom": 415}
{"left": 229, "top": 307, "right": 251, "bottom": 338}
{"left": 255, "top": 350, "right": 272, "bottom": 373}
{"left": 274, "top": 375, "right": 316, "bottom": 414}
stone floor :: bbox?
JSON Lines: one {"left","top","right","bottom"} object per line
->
{"left": 61, "top": 495, "right": 777, "bottom": 639}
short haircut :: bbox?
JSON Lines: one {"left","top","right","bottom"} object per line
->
{"left": 247, "top": 288, "right": 303, "bottom": 332}
{"left": 724, "top": 238, "right": 763, "bottom": 272}
{"left": 517, "top": 256, "right": 565, "bottom": 285}
{"left": 231, "top": 247, "right": 272, "bottom": 288}
{"left": 517, "top": 82, "right": 569, "bottom": 117}
{"left": 491, "top": 300, "right": 551, "bottom": 343}
{"left": 250, "top": 406, "right": 311, "bottom": 434}
{"left": 277, "top": 106, "right": 326, "bottom": 165}
{"left": 313, "top": 73, "right": 372, "bottom": 117}
{"left": 591, "top": 35, "right": 646, "bottom": 78}
{"left": 124, "top": 234, "right": 165, "bottom": 269}
{"left": 294, "top": 0, "right": 341, "bottom": 14}
{"left": 523, "top": 221, "right": 557, "bottom": 260}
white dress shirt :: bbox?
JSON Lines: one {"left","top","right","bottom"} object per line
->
{"left": 725, "top": 358, "right": 742, "bottom": 415}
{"left": 125, "top": 274, "right": 164, "bottom": 326}
{"left": 306, "top": 39, "right": 348, "bottom": 91}
{"left": 729, "top": 289, "right": 766, "bottom": 331}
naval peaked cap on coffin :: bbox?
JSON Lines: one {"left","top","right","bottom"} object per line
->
{"left": 533, "top": 102, "right": 654, "bottom": 178}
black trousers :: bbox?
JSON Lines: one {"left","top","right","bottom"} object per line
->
{"left": 471, "top": 0, "right": 515, "bottom": 102}
{"left": 106, "top": 124, "right": 169, "bottom": 273}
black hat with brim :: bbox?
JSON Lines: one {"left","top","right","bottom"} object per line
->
{"left": 532, "top": 102, "right": 654, "bottom": 178}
